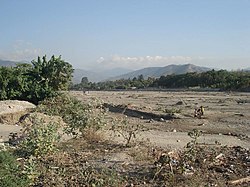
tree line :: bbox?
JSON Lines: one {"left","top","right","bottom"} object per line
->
{"left": 71, "top": 69, "right": 250, "bottom": 91}
{"left": 0, "top": 55, "right": 73, "bottom": 104}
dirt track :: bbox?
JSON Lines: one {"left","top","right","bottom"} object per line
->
{"left": 71, "top": 90, "right": 250, "bottom": 149}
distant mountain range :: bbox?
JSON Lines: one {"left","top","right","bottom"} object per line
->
{"left": 74, "top": 64, "right": 211, "bottom": 82}
{"left": 108, "top": 64, "right": 211, "bottom": 81}
{"left": 73, "top": 67, "right": 132, "bottom": 83}
{"left": 1, "top": 59, "right": 250, "bottom": 83}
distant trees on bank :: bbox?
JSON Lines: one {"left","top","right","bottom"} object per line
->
{"left": 0, "top": 55, "right": 73, "bottom": 104}
{"left": 71, "top": 69, "right": 250, "bottom": 92}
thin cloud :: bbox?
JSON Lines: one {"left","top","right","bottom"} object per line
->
{"left": 97, "top": 55, "right": 203, "bottom": 69}
{"left": 0, "top": 40, "right": 42, "bottom": 61}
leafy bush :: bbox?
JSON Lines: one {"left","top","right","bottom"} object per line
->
{"left": 19, "top": 115, "right": 61, "bottom": 157}
{"left": 0, "top": 151, "right": 30, "bottom": 187}
{"left": 0, "top": 55, "right": 73, "bottom": 104}
{"left": 36, "top": 94, "right": 107, "bottom": 136}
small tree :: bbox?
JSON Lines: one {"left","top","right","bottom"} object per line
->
{"left": 26, "top": 55, "right": 74, "bottom": 104}
{"left": 81, "top": 77, "right": 89, "bottom": 85}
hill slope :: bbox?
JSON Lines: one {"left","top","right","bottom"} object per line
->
{"left": 109, "top": 64, "right": 211, "bottom": 80}
{"left": 73, "top": 67, "right": 133, "bottom": 83}
{"left": 0, "top": 59, "right": 18, "bottom": 67}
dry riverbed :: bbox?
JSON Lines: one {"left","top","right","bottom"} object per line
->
{"left": 71, "top": 90, "right": 250, "bottom": 149}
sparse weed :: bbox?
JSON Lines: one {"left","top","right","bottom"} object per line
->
{"left": 184, "top": 129, "right": 201, "bottom": 162}
{"left": 152, "top": 129, "right": 202, "bottom": 186}
{"left": 111, "top": 117, "right": 144, "bottom": 147}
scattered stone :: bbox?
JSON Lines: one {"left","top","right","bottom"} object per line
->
{"left": 177, "top": 140, "right": 180, "bottom": 142}
{"left": 198, "top": 123, "right": 205, "bottom": 126}
{"left": 159, "top": 118, "right": 164, "bottom": 122}
{"left": 176, "top": 101, "right": 183, "bottom": 105}
{"left": 148, "top": 119, "right": 154, "bottom": 123}
{"left": 234, "top": 113, "right": 244, "bottom": 117}
{"left": 216, "top": 153, "right": 224, "bottom": 159}
{"left": 173, "top": 129, "right": 177, "bottom": 133}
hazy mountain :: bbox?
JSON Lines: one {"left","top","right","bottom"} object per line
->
{"left": 244, "top": 67, "right": 250, "bottom": 71}
{"left": 73, "top": 67, "right": 133, "bottom": 83}
{"left": 96, "top": 67, "right": 132, "bottom": 78}
{"left": 0, "top": 59, "right": 19, "bottom": 67}
{"left": 108, "top": 64, "right": 211, "bottom": 81}
{"left": 72, "top": 69, "right": 102, "bottom": 83}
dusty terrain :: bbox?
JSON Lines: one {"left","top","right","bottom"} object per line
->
{"left": 0, "top": 91, "right": 250, "bottom": 186}
{"left": 70, "top": 90, "right": 250, "bottom": 150}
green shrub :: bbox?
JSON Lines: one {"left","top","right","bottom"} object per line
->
{"left": 19, "top": 116, "right": 61, "bottom": 157}
{"left": 0, "top": 151, "right": 30, "bottom": 187}
{"left": 0, "top": 55, "right": 73, "bottom": 104}
{"left": 36, "top": 94, "right": 107, "bottom": 136}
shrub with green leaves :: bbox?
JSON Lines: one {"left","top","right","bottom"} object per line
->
{"left": 36, "top": 94, "right": 107, "bottom": 136}
{"left": 0, "top": 151, "right": 30, "bottom": 187}
{"left": 0, "top": 55, "right": 73, "bottom": 104}
{"left": 19, "top": 116, "right": 61, "bottom": 157}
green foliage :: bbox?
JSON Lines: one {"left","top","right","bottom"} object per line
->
{"left": 25, "top": 55, "right": 73, "bottom": 104}
{"left": 71, "top": 75, "right": 155, "bottom": 90}
{"left": 71, "top": 69, "right": 250, "bottom": 91}
{"left": 21, "top": 156, "right": 40, "bottom": 184}
{"left": 0, "top": 151, "right": 30, "bottom": 187}
{"left": 0, "top": 55, "right": 73, "bottom": 104}
{"left": 36, "top": 94, "right": 107, "bottom": 136}
{"left": 19, "top": 117, "right": 61, "bottom": 157}
{"left": 0, "top": 64, "right": 32, "bottom": 100}
{"left": 81, "top": 76, "right": 89, "bottom": 84}
{"left": 155, "top": 70, "right": 250, "bottom": 90}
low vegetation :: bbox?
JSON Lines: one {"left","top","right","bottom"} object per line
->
{"left": 71, "top": 69, "right": 250, "bottom": 91}
{"left": 36, "top": 94, "right": 107, "bottom": 136}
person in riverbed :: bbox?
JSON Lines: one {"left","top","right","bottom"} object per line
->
{"left": 194, "top": 106, "right": 204, "bottom": 118}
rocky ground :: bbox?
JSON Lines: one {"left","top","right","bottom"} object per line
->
{"left": 70, "top": 90, "right": 250, "bottom": 150}
{"left": 1, "top": 91, "right": 250, "bottom": 186}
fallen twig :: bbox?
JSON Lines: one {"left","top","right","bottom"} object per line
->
{"left": 228, "top": 176, "right": 250, "bottom": 185}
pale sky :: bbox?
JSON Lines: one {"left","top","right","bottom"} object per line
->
{"left": 0, "top": 0, "right": 250, "bottom": 70}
